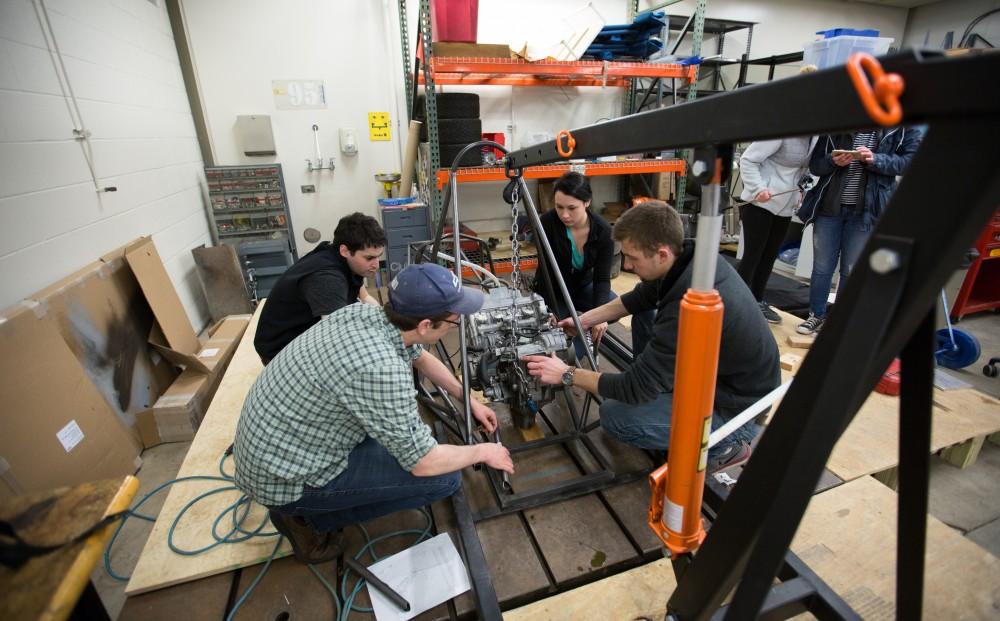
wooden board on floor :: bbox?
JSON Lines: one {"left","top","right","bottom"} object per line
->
{"left": 766, "top": 309, "right": 1000, "bottom": 482}
{"left": 508, "top": 476, "right": 1000, "bottom": 620}
{"left": 505, "top": 557, "right": 675, "bottom": 621}
{"left": 126, "top": 302, "right": 284, "bottom": 595}
{"left": 609, "top": 272, "right": 641, "bottom": 329}
{"left": 119, "top": 572, "right": 233, "bottom": 621}
{"left": 792, "top": 476, "right": 1000, "bottom": 617}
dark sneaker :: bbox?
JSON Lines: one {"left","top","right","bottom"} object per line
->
{"left": 759, "top": 301, "right": 781, "bottom": 324}
{"left": 269, "top": 510, "right": 343, "bottom": 564}
{"left": 796, "top": 313, "right": 825, "bottom": 335}
{"left": 707, "top": 441, "right": 752, "bottom": 474}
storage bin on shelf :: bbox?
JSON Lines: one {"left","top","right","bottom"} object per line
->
{"left": 803, "top": 33, "right": 892, "bottom": 70}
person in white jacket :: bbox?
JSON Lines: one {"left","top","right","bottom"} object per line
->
{"left": 737, "top": 133, "right": 817, "bottom": 323}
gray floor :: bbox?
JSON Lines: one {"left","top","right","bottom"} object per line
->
{"left": 92, "top": 271, "right": 1000, "bottom": 617}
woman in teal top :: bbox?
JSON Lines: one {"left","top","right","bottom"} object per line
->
{"left": 534, "top": 172, "right": 616, "bottom": 356}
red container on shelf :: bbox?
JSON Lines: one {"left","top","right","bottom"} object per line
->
{"left": 431, "top": 0, "right": 478, "bottom": 43}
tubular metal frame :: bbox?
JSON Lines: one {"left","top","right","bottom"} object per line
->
{"left": 506, "top": 50, "right": 1000, "bottom": 620}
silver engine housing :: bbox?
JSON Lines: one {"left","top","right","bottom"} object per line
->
{"left": 464, "top": 287, "right": 568, "bottom": 424}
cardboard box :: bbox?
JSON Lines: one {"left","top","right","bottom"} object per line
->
{"left": 28, "top": 241, "right": 178, "bottom": 433}
{"left": 537, "top": 180, "right": 555, "bottom": 214}
{"left": 652, "top": 171, "right": 675, "bottom": 201}
{"left": 0, "top": 306, "right": 142, "bottom": 500}
{"left": 138, "top": 315, "right": 250, "bottom": 447}
{"left": 433, "top": 42, "right": 511, "bottom": 58}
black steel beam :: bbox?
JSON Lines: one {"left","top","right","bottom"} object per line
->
{"left": 667, "top": 117, "right": 1000, "bottom": 620}
{"left": 896, "top": 308, "right": 935, "bottom": 619}
{"left": 507, "top": 51, "right": 1000, "bottom": 168}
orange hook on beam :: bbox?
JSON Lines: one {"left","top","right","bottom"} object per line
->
{"left": 846, "top": 53, "right": 905, "bottom": 127}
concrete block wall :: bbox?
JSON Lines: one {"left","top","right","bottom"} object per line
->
{"left": 0, "top": 0, "right": 211, "bottom": 330}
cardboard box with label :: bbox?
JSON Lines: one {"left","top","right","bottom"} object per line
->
{"left": 123, "top": 238, "right": 250, "bottom": 447}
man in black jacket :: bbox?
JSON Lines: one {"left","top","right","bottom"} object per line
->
{"left": 254, "top": 213, "right": 386, "bottom": 364}
{"left": 524, "top": 202, "right": 780, "bottom": 471}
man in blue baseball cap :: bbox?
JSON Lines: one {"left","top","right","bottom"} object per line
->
{"left": 234, "top": 263, "right": 512, "bottom": 564}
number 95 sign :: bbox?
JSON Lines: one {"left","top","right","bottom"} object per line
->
{"left": 273, "top": 80, "right": 327, "bottom": 110}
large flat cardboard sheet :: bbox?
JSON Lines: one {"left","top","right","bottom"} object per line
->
{"left": 509, "top": 477, "right": 1000, "bottom": 620}
{"left": 767, "top": 309, "right": 1000, "bottom": 481}
{"left": 0, "top": 309, "right": 141, "bottom": 499}
{"left": 124, "top": 238, "right": 201, "bottom": 355}
{"left": 126, "top": 302, "right": 287, "bottom": 594}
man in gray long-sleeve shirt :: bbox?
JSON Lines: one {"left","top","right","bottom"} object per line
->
{"left": 524, "top": 202, "right": 779, "bottom": 472}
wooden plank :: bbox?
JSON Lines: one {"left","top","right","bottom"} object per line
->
{"left": 763, "top": 309, "right": 1000, "bottom": 482}
{"left": 940, "top": 436, "right": 986, "bottom": 469}
{"left": 522, "top": 495, "right": 636, "bottom": 585}
{"left": 791, "top": 476, "right": 1000, "bottom": 618}
{"left": 509, "top": 476, "right": 1000, "bottom": 620}
{"left": 125, "top": 302, "right": 282, "bottom": 595}
{"left": 785, "top": 333, "right": 814, "bottom": 349}
{"left": 826, "top": 388, "right": 1000, "bottom": 481}
{"left": 779, "top": 352, "right": 803, "bottom": 374}
{"left": 505, "top": 557, "right": 675, "bottom": 621}
{"left": 599, "top": 480, "right": 665, "bottom": 554}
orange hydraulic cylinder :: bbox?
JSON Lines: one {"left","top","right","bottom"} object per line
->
{"left": 648, "top": 288, "right": 724, "bottom": 556}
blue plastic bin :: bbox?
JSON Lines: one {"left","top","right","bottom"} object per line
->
{"left": 816, "top": 28, "right": 880, "bottom": 38}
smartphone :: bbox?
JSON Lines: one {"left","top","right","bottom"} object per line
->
{"left": 831, "top": 149, "right": 864, "bottom": 159}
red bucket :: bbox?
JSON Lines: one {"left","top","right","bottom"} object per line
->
{"left": 431, "top": 0, "right": 478, "bottom": 43}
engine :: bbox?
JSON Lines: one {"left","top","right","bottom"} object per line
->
{"left": 465, "top": 287, "right": 568, "bottom": 427}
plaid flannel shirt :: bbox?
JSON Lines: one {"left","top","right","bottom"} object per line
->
{"left": 233, "top": 303, "right": 435, "bottom": 506}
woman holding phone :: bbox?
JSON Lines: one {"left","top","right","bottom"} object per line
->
{"left": 794, "top": 125, "right": 923, "bottom": 335}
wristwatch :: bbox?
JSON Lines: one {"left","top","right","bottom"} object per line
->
{"left": 561, "top": 367, "right": 576, "bottom": 387}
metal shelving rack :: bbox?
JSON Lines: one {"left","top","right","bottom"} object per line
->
{"left": 397, "top": 0, "right": 700, "bottom": 225}
{"left": 205, "top": 164, "right": 295, "bottom": 248}
{"left": 205, "top": 163, "right": 297, "bottom": 299}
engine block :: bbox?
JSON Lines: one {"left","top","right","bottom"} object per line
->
{"left": 464, "top": 287, "right": 568, "bottom": 426}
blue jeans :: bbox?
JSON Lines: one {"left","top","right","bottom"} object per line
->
{"left": 600, "top": 392, "right": 760, "bottom": 457}
{"left": 809, "top": 211, "right": 872, "bottom": 317}
{"left": 271, "top": 437, "right": 460, "bottom": 533}
{"left": 559, "top": 282, "right": 618, "bottom": 360}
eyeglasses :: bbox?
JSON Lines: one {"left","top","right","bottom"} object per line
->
{"left": 441, "top": 318, "right": 462, "bottom": 327}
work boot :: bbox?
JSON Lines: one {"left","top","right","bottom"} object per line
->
{"left": 268, "top": 510, "right": 344, "bottom": 564}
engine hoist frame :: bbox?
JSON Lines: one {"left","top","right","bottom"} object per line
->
{"left": 503, "top": 49, "right": 1000, "bottom": 620}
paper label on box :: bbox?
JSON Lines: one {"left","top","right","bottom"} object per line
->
{"left": 57, "top": 420, "right": 84, "bottom": 453}
{"left": 198, "top": 348, "right": 220, "bottom": 358}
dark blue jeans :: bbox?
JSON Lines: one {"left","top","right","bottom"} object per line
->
{"left": 809, "top": 211, "right": 872, "bottom": 317}
{"left": 600, "top": 392, "right": 760, "bottom": 457}
{"left": 271, "top": 437, "right": 460, "bottom": 533}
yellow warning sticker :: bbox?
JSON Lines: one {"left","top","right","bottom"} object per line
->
{"left": 698, "top": 417, "right": 711, "bottom": 472}
{"left": 368, "top": 112, "right": 391, "bottom": 141}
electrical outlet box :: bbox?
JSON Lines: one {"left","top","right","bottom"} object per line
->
{"left": 301, "top": 185, "right": 316, "bottom": 193}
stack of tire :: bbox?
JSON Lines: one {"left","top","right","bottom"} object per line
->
{"left": 416, "top": 93, "right": 483, "bottom": 168}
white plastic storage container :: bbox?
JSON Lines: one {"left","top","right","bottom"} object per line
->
{"left": 803, "top": 35, "right": 893, "bottom": 70}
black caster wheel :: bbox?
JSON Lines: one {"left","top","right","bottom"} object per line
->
{"left": 984, "top": 363, "right": 999, "bottom": 378}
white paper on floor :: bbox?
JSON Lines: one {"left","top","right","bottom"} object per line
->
{"left": 367, "top": 533, "right": 471, "bottom": 621}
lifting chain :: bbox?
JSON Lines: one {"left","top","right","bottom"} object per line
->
{"left": 509, "top": 182, "right": 522, "bottom": 291}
